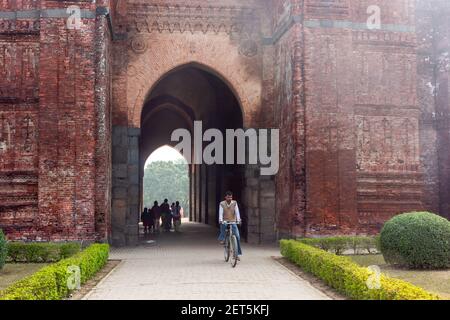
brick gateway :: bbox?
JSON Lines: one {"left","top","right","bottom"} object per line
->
{"left": 0, "top": 0, "right": 449, "bottom": 246}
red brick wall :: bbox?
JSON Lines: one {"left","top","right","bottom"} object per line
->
{"left": 271, "top": 0, "right": 436, "bottom": 238}
{"left": 304, "top": 0, "right": 423, "bottom": 236}
{"left": 271, "top": 0, "right": 307, "bottom": 237}
{"left": 0, "top": 0, "right": 40, "bottom": 239}
{"left": 0, "top": 0, "right": 109, "bottom": 241}
{"left": 37, "top": 1, "right": 98, "bottom": 241}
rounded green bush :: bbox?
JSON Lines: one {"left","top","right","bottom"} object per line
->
{"left": 0, "top": 229, "right": 7, "bottom": 270}
{"left": 380, "top": 212, "right": 450, "bottom": 269}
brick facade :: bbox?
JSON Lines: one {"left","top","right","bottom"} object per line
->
{"left": 0, "top": 0, "right": 449, "bottom": 243}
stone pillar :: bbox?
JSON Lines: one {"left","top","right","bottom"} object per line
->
{"left": 259, "top": 175, "right": 276, "bottom": 242}
{"left": 111, "top": 126, "right": 140, "bottom": 246}
{"left": 94, "top": 6, "right": 112, "bottom": 242}
{"left": 189, "top": 164, "right": 193, "bottom": 221}
{"left": 202, "top": 164, "right": 209, "bottom": 224}
{"left": 127, "top": 128, "right": 140, "bottom": 244}
{"left": 433, "top": 1, "right": 450, "bottom": 219}
{"left": 244, "top": 166, "right": 260, "bottom": 244}
{"left": 416, "top": 0, "right": 441, "bottom": 214}
{"left": 207, "top": 165, "right": 217, "bottom": 226}
{"left": 244, "top": 165, "right": 277, "bottom": 244}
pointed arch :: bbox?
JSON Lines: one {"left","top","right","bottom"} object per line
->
{"left": 125, "top": 39, "right": 261, "bottom": 128}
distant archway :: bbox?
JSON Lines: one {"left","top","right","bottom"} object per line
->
{"left": 142, "top": 146, "right": 189, "bottom": 222}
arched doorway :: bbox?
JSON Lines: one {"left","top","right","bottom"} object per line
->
{"left": 139, "top": 64, "right": 246, "bottom": 236}
{"left": 111, "top": 62, "right": 276, "bottom": 246}
{"left": 109, "top": 64, "right": 251, "bottom": 245}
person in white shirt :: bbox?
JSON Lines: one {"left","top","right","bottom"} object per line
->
{"left": 218, "top": 191, "right": 242, "bottom": 257}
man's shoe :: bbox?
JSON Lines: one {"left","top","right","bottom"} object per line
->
{"left": 236, "top": 256, "right": 241, "bottom": 261}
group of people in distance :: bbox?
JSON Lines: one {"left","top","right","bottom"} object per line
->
{"left": 141, "top": 199, "right": 184, "bottom": 234}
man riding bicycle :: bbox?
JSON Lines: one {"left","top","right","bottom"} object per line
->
{"left": 218, "top": 191, "right": 242, "bottom": 259}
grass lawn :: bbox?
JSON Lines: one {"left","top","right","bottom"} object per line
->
{"left": 349, "top": 254, "right": 450, "bottom": 299}
{"left": 0, "top": 263, "right": 48, "bottom": 291}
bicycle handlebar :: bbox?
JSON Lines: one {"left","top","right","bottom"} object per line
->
{"left": 222, "top": 221, "right": 241, "bottom": 225}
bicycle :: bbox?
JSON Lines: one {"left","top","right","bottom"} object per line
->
{"left": 222, "top": 221, "right": 240, "bottom": 268}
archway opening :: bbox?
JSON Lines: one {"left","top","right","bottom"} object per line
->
{"left": 139, "top": 65, "right": 246, "bottom": 239}
{"left": 142, "top": 145, "right": 189, "bottom": 217}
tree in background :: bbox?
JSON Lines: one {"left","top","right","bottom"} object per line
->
{"left": 143, "top": 159, "right": 189, "bottom": 217}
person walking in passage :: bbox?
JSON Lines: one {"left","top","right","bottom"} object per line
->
{"left": 218, "top": 191, "right": 242, "bottom": 259}
{"left": 172, "top": 201, "right": 183, "bottom": 232}
{"left": 148, "top": 204, "right": 156, "bottom": 233}
{"left": 170, "top": 202, "right": 175, "bottom": 230}
{"left": 141, "top": 207, "right": 152, "bottom": 234}
{"left": 150, "top": 201, "right": 161, "bottom": 233}
{"left": 160, "top": 199, "right": 171, "bottom": 231}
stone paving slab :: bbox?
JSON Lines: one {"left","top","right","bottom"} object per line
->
{"left": 83, "top": 222, "right": 331, "bottom": 300}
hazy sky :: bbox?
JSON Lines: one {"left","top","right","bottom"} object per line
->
{"left": 145, "top": 145, "right": 185, "bottom": 167}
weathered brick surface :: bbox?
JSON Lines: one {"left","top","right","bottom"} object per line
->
{"left": 1, "top": 0, "right": 449, "bottom": 242}
{"left": 37, "top": 2, "right": 98, "bottom": 241}
{"left": 0, "top": 0, "right": 107, "bottom": 240}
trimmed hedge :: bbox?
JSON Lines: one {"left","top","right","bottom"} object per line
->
{"left": 0, "top": 243, "right": 109, "bottom": 300}
{"left": 380, "top": 212, "right": 450, "bottom": 269}
{"left": 297, "top": 236, "right": 379, "bottom": 255}
{"left": 6, "top": 242, "right": 81, "bottom": 263}
{"left": 0, "top": 230, "right": 7, "bottom": 270}
{"left": 280, "top": 240, "right": 440, "bottom": 300}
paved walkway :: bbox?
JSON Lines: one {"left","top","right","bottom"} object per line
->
{"left": 83, "top": 222, "right": 330, "bottom": 300}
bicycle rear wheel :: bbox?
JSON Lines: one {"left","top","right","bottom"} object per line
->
{"left": 230, "top": 235, "right": 238, "bottom": 268}
{"left": 224, "top": 237, "right": 230, "bottom": 262}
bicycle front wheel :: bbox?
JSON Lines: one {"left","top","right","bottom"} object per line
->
{"left": 230, "top": 235, "right": 238, "bottom": 268}
{"left": 224, "top": 237, "right": 230, "bottom": 262}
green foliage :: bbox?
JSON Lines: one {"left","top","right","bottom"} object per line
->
{"left": 60, "top": 243, "right": 83, "bottom": 259}
{"left": 280, "top": 240, "right": 440, "bottom": 300}
{"left": 0, "top": 230, "right": 7, "bottom": 270}
{"left": 374, "top": 234, "right": 381, "bottom": 252}
{"left": 380, "top": 212, "right": 450, "bottom": 269}
{"left": 297, "top": 236, "right": 379, "bottom": 255}
{"left": 6, "top": 242, "right": 81, "bottom": 263}
{"left": 143, "top": 160, "right": 189, "bottom": 216}
{"left": 0, "top": 244, "right": 109, "bottom": 300}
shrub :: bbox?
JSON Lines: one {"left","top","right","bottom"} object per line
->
{"left": 0, "top": 230, "right": 7, "bottom": 270}
{"left": 0, "top": 244, "right": 109, "bottom": 300}
{"left": 297, "top": 236, "right": 379, "bottom": 255}
{"left": 380, "top": 212, "right": 450, "bottom": 269}
{"left": 60, "top": 243, "right": 83, "bottom": 259}
{"left": 280, "top": 240, "right": 440, "bottom": 300}
{"left": 374, "top": 234, "right": 381, "bottom": 253}
{"left": 7, "top": 242, "right": 81, "bottom": 263}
